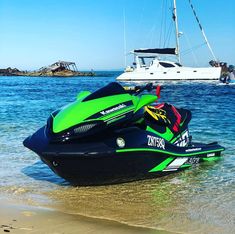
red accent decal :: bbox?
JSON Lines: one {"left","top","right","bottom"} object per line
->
{"left": 171, "top": 105, "right": 181, "bottom": 132}
{"left": 155, "top": 103, "right": 164, "bottom": 109}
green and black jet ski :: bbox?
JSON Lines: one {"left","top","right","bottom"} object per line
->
{"left": 23, "top": 82, "right": 225, "bottom": 185}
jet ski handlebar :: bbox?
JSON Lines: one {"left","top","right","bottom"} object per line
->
{"left": 134, "top": 83, "right": 153, "bottom": 95}
{"left": 124, "top": 83, "right": 154, "bottom": 95}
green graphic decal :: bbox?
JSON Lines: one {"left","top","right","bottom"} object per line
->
{"left": 202, "top": 157, "right": 222, "bottom": 161}
{"left": 116, "top": 148, "right": 224, "bottom": 157}
{"left": 149, "top": 157, "right": 174, "bottom": 172}
{"left": 180, "top": 164, "right": 192, "bottom": 168}
{"left": 146, "top": 126, "right": 173, "bottom": 141}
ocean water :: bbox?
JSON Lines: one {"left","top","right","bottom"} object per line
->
{"left": 0, "top": 74, "right": 234, "bottom": 233}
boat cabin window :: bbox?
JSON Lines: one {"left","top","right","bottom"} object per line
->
{"left": 83, "top": 82, "right": 126, "bottom": 102}
{"left": 140, "top": 57, "right": 146, "bottom": 67}
{"left": 139, "top": 57, "right": 156, "bottom": 67}
{"left": 159, "top": 62, "right": 176, "bottom": 68}
{"left": 175, "top": 62, "right": 182, "bottom": 67}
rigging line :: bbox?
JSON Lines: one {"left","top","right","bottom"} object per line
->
{"left": 181, "top": 42, "right": 207, "bottom": 55}
{"left": 163, "top": 0, "right": 168, "bottom": 47}
{"left": 188, "top": 0, "right": 217, "bottom": 60}
{"left": 163, "top": 1, "right": 171, "bottom": 48}
{"left": 165, "top": 20, "right": 174, "bottom": 48}
{"left": 149, "top": 24, "right": 157, "bottom": 48}
{"left": 183, "top": 32, "right": 199, "bottom": 66}
{"left": 137, "top": 6, "right": 145, "bottom": 45}
{"left": 159, "top": 0, "right": 164, "bottom": 47}
{"left": 123, "top": 8, "right": 127, "bottom": 67}
{"left": 165, "top": 1, "right": 174, "bottom": 47}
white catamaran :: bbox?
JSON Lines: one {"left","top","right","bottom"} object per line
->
{"left": 117, "top": 0, "right": 221, "bottom": 82}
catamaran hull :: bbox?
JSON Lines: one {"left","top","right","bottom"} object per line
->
{"left": 23, "top": 126, "right": 224, "bottom": 185}
{"left": 117, "top": 67, "right": 221, "bottom": 81}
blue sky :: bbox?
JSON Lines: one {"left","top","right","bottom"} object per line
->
{"left": 0, "top": 0, "right": 234, "bottom": 70}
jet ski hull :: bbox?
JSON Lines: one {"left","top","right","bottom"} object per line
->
{"left": 24, "top": 126, "right": 224, "bottom": 185}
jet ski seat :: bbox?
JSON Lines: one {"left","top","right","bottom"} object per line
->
{"left": 144, "top": 103, "right": 191, "bottom": 135}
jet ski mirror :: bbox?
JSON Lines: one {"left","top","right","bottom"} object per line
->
{"left": 134, "top": 83, "right": 153, "bottom": 96}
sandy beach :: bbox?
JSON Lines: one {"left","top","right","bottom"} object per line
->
{"left": 0, "top": 196, "right": 172, "bottom": 234}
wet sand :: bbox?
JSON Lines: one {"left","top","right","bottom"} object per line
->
{"left": 0, "top": 197, "right": 172, "bottom": 234}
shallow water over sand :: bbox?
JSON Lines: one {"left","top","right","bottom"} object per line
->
{"left": 0, "top": 74, "right": 234, "bottom": 233}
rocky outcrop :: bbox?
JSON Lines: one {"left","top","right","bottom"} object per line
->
{"left": 0, "top": 67, "right": 22, "bottom": 76}
{"left": 0, "top": 67, "right": 95, "bottom": 77}
{"left": 23, "top": 70, "right": 95, "bottom": 77}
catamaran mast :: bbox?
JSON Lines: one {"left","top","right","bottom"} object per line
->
{"left": 173, "top": 0, "right": 181, "bottom": 63}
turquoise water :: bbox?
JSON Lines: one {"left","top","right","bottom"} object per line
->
{"left": 0, "top": 74, "right": 234, "bottom": 233}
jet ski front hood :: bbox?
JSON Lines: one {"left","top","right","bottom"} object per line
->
{"left": 52, "top": 93, "right": 135, "bottom": 134}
